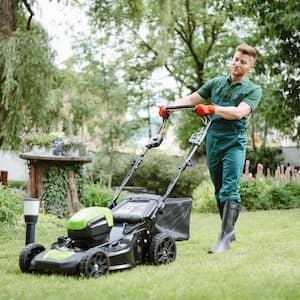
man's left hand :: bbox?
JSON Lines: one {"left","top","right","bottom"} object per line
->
{"left": 194, "top": 104, "right": 215, "bottom": 116}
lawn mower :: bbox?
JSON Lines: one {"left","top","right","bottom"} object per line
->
{"left": 19, "top": 105, "right": 211, "bottom": 278}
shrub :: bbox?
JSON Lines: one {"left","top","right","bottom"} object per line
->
{"left": 191, "top": 179, "right": 217, "bottom": 213}
{"left": 267, "top": 183, "right": 300, "bottom": 209}
{"left": 87, "top": 150, "right": 135, "bottom": 186}
{"left": 88, "top": 149, "right": 207, "bottom": 198}
{"left": 81, "top": 183, "right": 114, "bottom": 207}
{"left": 191, "top": 178, "right": 300, "bottom": 212}
{"left": 240, "top": 179, "right": 272, "bottom": 210}
{"left": 0, "top": 185, "right": 23, "bottom": 225}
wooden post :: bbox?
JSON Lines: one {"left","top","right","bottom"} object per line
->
{"left": 28, "top": 162, "right": 43, "bottom": 198}
{"left": 0, "top": 170, "right": 8, "bottom": 186}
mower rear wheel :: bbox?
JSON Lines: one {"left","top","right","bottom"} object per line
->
{"left": 149, "top": 233, "right": 176, "bottom": 265}
{"left": 19, "top": 243, "right": 45, "bottom": 273}
{"left": 79, "top": 249, "right": 110, "bottom": 278}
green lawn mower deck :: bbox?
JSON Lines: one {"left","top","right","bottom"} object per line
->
{"left": 19, "top": 194, "right": 192, "bottom": 278}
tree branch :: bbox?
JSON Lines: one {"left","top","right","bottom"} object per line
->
{"left": 123, "top": 22, "right": 158, "bottom": 57}
{"left": 164, "top": 64, "right": 196, "bottom": 91}
{"left": 175, "top": 22, "right": 204, "bottom": 86}
{"left": 22, "top": 0, "right": 35, "bottom": 30}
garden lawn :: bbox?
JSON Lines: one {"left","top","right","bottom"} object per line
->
{"left": 1, "top": 209, "right": 300, "bottom": 300}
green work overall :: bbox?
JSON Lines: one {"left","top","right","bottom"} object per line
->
{"left": 197, "top": 76, "right": 262, "bottom": 204}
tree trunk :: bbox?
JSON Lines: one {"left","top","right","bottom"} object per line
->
{"left": 0, "top": 0, "right": 17, "bottom": 35}
{"left": 0, "top": 0, "right": 18, "bottom": 146}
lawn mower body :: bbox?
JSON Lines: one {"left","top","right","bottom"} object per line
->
{"left": 21, "top": 194, "right": 192, "bottom": 277}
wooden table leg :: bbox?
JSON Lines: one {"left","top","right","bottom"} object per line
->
{"left": 67, "top": 169, "right": 81, "bottom": 214}
{"left": 28, "top": 161, "right": 43, "bottom": 198}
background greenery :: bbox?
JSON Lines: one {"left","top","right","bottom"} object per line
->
{"left": 192, "top": 179, "right": 300, "bottom": 213}
{"left": 0, "top": 1, "right": 299, "bottom": 161}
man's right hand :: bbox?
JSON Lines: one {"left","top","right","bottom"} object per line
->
{"left": 159, "top": 106, "right": 169, "bottom": 119}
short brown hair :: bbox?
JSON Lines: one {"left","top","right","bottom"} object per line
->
{"left": 236, "top": 43, "right": 256, "bottom": 60}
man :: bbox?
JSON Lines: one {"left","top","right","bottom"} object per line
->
{"left": 159, "top": 44, "right": 262, "bottom": 254}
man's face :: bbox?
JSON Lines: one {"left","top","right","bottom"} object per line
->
{"left": 230, "top": 51, "right": 254, "bottom": 77}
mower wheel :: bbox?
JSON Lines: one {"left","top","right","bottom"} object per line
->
{"left": 79, "top": 248, "right": 110, "bottom": 278}
{"left": 149, "top": 233, "right": 176, "bottom": 265}
{"left": 19, "top": 243, "right": 45, "bottom": 273}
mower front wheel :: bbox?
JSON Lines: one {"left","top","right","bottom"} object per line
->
{"left": 79, "top": 248, "right": 110, "bottom": 278}
{"left": 19, "top": 243, "right": 45, "bottom": 273}
{"left": 149, "top": 233, "right": 176, "bottom": 265}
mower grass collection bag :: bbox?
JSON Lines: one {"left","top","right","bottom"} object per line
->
{"left": 155, "top": 197, "right": 192, "bottom": 241}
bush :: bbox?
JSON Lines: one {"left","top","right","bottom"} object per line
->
{"left": 191, "top": 180, "right": 217, "bottom": 213}
{"left": 240, "top": 179, "right": 272, "bottom": 210}
{"left": 81, "top": 183, "right": 114, "bottom": 207}
{"left": 0, "top": 185, "right": 23, "bottom": 225}
{"left": 88, "top": 149, "right": 207, "bottom": 198}
{"left": 241, "top": 180, "right": 300, "bottom": 211}
{"left": 267, "top": 183, "right": 300, "bottom": 209}
{"left": 191, "top": 178, "right": 300, "bottom": 212}
{"left": 87, "top": 150, "right": 135, "bottom": 186}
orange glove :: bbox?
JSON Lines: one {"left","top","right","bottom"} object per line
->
{"left": 159, "top": 106, "right": 169, "bottom": 119}
{"left": 194, "top": 104, "right": 215, "bottom": 116}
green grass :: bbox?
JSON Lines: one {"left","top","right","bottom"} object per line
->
{"left": 1, "top": 209, "right": 300, "bottom": 300}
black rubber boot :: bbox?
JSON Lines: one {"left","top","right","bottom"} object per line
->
{"left": 208, "top": 201, "right": 240, "bottom": 254}
{"left": 216, "top": 201, "right": 224, "bottom": 219}
{"left": 217, "top": 201, "right": 238, "bottom": 242}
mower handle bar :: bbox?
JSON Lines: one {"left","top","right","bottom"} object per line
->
{"left": 165, "top": 104, "right": 195, "bottom": 112}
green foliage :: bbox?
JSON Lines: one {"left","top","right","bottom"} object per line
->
{"left": 245, "top": 146, "right": 283, "bottom": 175}
{"left": 191, "top": 180, "right": 217, "bottom": 213}
{"left": 88, "top": 0, "right": 248, "bottom": 118}
{"left": 81, "top": 183, "right": 114, "bottom": 207}
{"left": 240, "top": 179, "right": 272, "bottom": 210}
{"left": 41, "top": 167, "right": 69, "bottom": 218}
{"left": 23, "top": 131, "right": 56, "bottom": 150}
{"left": 87, "top": 150, "right": 135, "bottom": 186}
{"left": 41, "top": 166, "right": 84, "bottom": 217}
{"left": 7, "top": 180, "right": 27, "bottom": 191}
{"left": 0, "top": 185, "right": 23, "bottom": 225}
{"left": 0, "top": 26, "right": 56, "bottom": 149}
{"left": 268, "top": 183, "right": 300, "bottom": 209}
{"left": 176, "top": 112, "right": 208, "bottom": 151}
{"left": 91, "top": 149, "right": 206, "bottom": 198}
{"left": 240, "top": 180, "right": 300, "bottom": 210}
{"left": 192, "top": 178, "right": 300, "bottom": 212}
{"left": 241, "top": 0, "right": 300, "bottom": 141}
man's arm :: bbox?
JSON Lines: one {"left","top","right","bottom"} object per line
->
{"left": 170, "top": 92, "right": 205, "bottom": 106}
{"left": 214, "top": 102, "right": 251, "bottom": 120}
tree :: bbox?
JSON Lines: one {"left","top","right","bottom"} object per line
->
{"left": 65, "top": 34, "right": 143, "bottom": 187}
{"left": 88, "top": 0, "right": 253, "bottom": 146}
{"left": 241, "top": 0, "right": 300, "bottom": 142}
{"left": 0, "top": 1, "right": 57, "bottom": 149}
